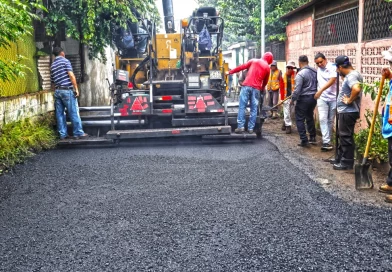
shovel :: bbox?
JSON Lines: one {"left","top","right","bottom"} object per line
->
{"left": 262, "top": 95, "right": 292, "bottom": 111}
{"left": 354, "top": 75, "right": 386, "bottom": 190}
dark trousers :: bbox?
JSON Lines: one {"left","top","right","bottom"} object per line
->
{"left": 337, "top": 112, "right": 359, "bottom": 167}
{"left": 387, "top": 138, "right": 392, "bottom": 186}
{"left": 295, "top": 95, "right": 317, "bottom": 143}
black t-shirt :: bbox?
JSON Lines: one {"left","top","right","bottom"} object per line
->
{"left": 286, "top": 75, "right": 292, "bottom": 96}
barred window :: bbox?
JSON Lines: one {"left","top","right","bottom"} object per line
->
{"left": 363, "top": 0, "right": 392, "bottom": 41}
{"left": 314, "top": 7, "right": 359, "bottom": 46}
{"left": 266, "top": 42, "right": 285, "bottom": 61}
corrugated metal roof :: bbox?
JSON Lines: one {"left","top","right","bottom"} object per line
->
{"left": 281, "top": 0, "right": 323, "bottom": 19}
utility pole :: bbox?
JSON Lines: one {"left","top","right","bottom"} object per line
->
{"left": 260, "top": 0, "right": 265, "bottom": 55}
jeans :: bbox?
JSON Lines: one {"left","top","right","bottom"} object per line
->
{"left": 228, "top": 82, "right": 232, "bottom": 96}
{"left": 54, "top": 89, "right": 85, "bottom": 138}
{"left": 295, "top": 95, "right": 317, "bottom": 143}
{"left": 237, "top": 86, "right": 260, "bottom": 130}
{"left": 317, "top": 99, "right": 337, "bottom": 144}
{"left": 283, "top": 99, "right": 292, "bottom": 126}
{"left": 337, "top": 112, "right": 359, "bottom": 167}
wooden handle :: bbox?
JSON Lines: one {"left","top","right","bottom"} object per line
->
{"left": 271, "top": 95, "right": 292, "bottom": 109}
{"left": 363, "top": 75, "right": 386, "bottom": 159}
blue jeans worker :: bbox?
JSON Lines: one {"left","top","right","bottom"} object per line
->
{"left": 314, "top": 52, "right": 337, "bottom": 152}
{"left": 226, "top": 52, "right": 273, "bottom": 134}
{"left": 378, "top": 46, "right": 392, "bottom": 203}
{"left": 291, "top": 55, "right": 318, "bottom": 147}
{"left": 51, "top": 47, "right": 88, "bottom": 140}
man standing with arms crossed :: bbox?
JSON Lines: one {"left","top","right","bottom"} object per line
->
{"left": 227, "top": 52, "right": 273, "bottom": 134}
{"left": 314, "top": 52, "right": 337, "bottom": 152}
{"left": 51, "top": 47, "right": 88, "bottom": 140}
{"left": 291, "top": 55, "right": 318, "bottom": 147}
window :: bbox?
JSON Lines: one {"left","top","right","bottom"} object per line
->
{"left": 314, "top": 7, "right": 359, "bottom": 46}
{"left": 363, "top": 0, "right": 392, "bottom": 41}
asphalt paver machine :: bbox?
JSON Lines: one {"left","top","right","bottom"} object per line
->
{"left": 61, "top": 0, "right": 263, "bottom": 145}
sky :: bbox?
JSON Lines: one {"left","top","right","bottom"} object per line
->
{"left": 155, "top": 0, "right": 200, "bottom": 33}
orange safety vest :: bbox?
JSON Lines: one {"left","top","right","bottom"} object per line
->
{"left": 282, "top": 72, "right": 296, "bottom": 99}
{"left": 267, "top": 69, "right": 281, "bottom": 91}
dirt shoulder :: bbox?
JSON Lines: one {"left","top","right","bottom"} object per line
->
{"left": 262, "top": 117, "right": 391, "bottom": 208}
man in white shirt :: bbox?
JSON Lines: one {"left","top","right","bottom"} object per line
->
{"left": 314, "top": 52, "right": 337, "bottom": 151}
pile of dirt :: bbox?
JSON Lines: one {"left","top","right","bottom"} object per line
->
{"left": 262, "top": 117, "right": 391, "bottom": 208}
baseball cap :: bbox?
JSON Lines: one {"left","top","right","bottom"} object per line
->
{"left": 286, "top": 61, "right": 296, "bottom": 68}
{"left": 382, "top": 46, "right": 392, "bottom": 62}
{"left": 335, "top": 55, "right": 350, "bottom": 66}
{"left": 271, "top": 61, "right": 277, "bottom": 66}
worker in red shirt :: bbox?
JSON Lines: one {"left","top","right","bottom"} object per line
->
{"left": 227, "top": 52, "right": 274, "bottom": 134}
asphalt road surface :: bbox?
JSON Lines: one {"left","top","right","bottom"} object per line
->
{"left": 1, "top": 139, "right": 392, "bottom": 271}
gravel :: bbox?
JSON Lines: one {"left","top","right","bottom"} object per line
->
{"left": 0, "top": 139, "right": 392, "bottom": 271}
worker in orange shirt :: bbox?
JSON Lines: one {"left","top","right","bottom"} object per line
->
{"left": 280, "top": 61, "right": 296, "bottom": 134}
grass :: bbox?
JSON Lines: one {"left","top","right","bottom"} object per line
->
{"left": 0, "top": 114, "right": 57, "bottom": 174}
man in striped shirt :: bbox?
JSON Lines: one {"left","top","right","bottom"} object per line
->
{"left": 51, "top": 47, "right": 87, "bottom": 139}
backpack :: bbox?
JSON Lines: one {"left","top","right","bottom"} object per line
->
{"left": 198, "top": 25, "right": 212, "bottom": 51}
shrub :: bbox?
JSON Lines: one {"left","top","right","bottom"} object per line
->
{"left": 0, "top": 114, "right": 57, "bottom": 173}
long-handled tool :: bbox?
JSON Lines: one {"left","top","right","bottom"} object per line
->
{"left": 262, "top": 95, "right": 292, "bottom": 111}
{"left": 354, "top": 75, "right": 386, "bottom": 190}
{"left": 334, "top": 73, "right": 339, "bottom": 159}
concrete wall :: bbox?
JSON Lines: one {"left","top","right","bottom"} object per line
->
{"left": 0, "top": 91, "right": 54, "bottom": 127}
{"left": 79, "top": 46, "right": 115, "bottom": 107}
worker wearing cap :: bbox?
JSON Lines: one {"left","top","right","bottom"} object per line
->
{"left": 266, "top": 61, "right": 283, "bottom": 119}
{"left": 333, "top": 55, "right": 363, "bottom": 170}
{"left": 379, "top": 46, "right": 392, "bottom": 203}
{"left": 227, "top": 52, "right": 273, "bottom": 134}
{"left": 280, "top": 61, "right": 296, "bottom": 134}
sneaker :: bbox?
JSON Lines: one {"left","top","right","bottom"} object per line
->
{"left": 248, "top": 129, "right": 254, "bottom": 134}
{"left": 234, "top": 128, "right": 245, "bottom": 134}
{"left": 60, "top": 136, "right": 69, "bottom": 140}
{"left": 309, "top": 137, "right": 317, "bottom": 145}
{"left": 73, "top": 133, "right": 89, "bottom": 140}
{"left": 321, "top": 143, "right": 333, "bottom": 151}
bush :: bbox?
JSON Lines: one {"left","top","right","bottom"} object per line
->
{"left": 355, "top": 80, "right": 390, "bottom": 162}
{"left": 354, "top": 110, "right": 388, "bottom": 162}
{"left": 0, "top": 114, "right": 57, "bottom": 173}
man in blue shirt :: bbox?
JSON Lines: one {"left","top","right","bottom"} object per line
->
{"left": 333, "top": 55, "right": 363, "bottom": 170}
{"left": 51, "top": 47, "right": 87, "bottom": 140}
{"left": 378, "top": 47, "right": 392, "bottom": 203}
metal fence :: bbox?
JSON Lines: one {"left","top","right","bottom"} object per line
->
{"left": 363, "top": 0, "right": 392, "bottom": 41}
{"left": 0, "top": 35, "right": 40, "bottom": 97}
{"left": 314, "top": 7, "right": 359, "bottom": 46}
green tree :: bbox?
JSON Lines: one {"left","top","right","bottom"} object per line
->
{"left": 0, "top": 0, "right": 44, "bottom": 82}
{"left": 198, "top": 0, "right": 308, "bottom": 43}
{"left": 43, "top": 0, "right": 159, "bottom": 62}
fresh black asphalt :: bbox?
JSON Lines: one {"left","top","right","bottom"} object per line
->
{"left": 0, "top": 139, "right": 392, "bottom": 271}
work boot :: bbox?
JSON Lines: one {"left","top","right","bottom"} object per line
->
{"left": 234, "top": 128, "right": 245, "bottom": 134}
{"left": 379, "top": 184, "right": 392, "bottom": 194}
{"left": 333, "top": 162, "right": 353, "bottom": 170}
{"left": 298, "top": 141, "right": 310, "bottom": 147}
{"left": 385, "top": 195, "right": 392, "bottom": 203}
{"left": 281, "top": 122, "right": 286, "bottom": 131}
{"left": 309, "top": 136, "right": 317, "bottom": 145}
{"left": 286, "top": 126, "right": 292, "bottom": 134}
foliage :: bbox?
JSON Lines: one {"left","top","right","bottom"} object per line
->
{"left": 0, "top": 0, "right": 44, "bottom": 82}
{"left": 43, "top": 0, "right": 159, "bottom": 62}
{"left": 0, "top": 114, "right": 57, "bottom": 173}
{"left": 198, "top": 0, "right": 308, "bottom": 43}
{"left": 354, "top": 110, "right": 388, "bottom": 163}
{"left": 355, "top": 80, "right": 391, "bottom": 162}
